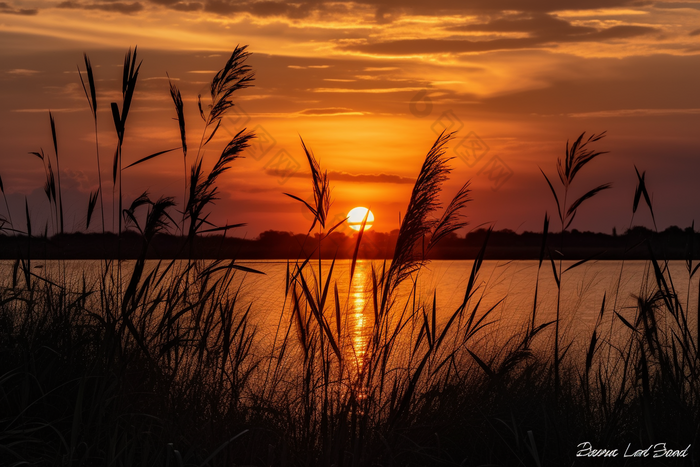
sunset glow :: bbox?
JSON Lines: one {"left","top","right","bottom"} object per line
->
{"left": 0, "top": 1, "right": 699, "bottom": 237}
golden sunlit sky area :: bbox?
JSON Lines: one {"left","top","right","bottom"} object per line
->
{"left": 1, "top": 0, "right": 700, "bottom": 237}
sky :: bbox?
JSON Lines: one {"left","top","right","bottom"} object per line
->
{"left": 1, "top": 0, "right": 699, "bottom": 238}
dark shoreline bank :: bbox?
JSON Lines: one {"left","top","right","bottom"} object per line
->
{"left": 1, "top": 225, "right": 694, "bottom": 260}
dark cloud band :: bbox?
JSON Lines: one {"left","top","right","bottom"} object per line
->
{"left": 57, "top": 0, "right": 144, "bottom": 13}
{"left": 0, "top": 1, "right": 38, "bottom": 14}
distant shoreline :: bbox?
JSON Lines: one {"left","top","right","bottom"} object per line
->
{"left": 0, "top": 226, "right": 694, "bottom": 260}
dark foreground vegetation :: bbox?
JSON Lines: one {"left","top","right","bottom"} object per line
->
{"left": 0, "top": 224, "right": 697, "bottom": 260}
{"left": 1, "top": 46, "right": 699, "bottom": 467}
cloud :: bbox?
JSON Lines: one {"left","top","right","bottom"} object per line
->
{"left": 56, "top": 0, "right": 144, "bottom": 13}
{"left": 12, "top": 108, "right": 83, "bottom": 113}
{"left": 298, "top": 107, "right": 365, "bottom": 115}
{"left": 264, "top": 169, "right": 415, "bottom": 184}
{"left": 360, "top": 0, "right": 644, "bottom": 14}
{"left": 690, "top": 28, "right": 700, "bottom": 36}
{"left": 7, "top": 69, "right": 40, "bottom": 75}
{"left": 446, "top": 12, "right": 596, "bottom": 36}
{"left": 653, "top": 1, "right": 700, "bottom": 9}
{"left": 202, "top": 0, "right": 315, "bottom": 18}
{"left": 143, "top": 76, "right": 180, "bottom": 81}
{"left": 0, "top": 1, "right": 38, "bottom": 14}
{"left": 148, "top": 0, "right": 200, "bottom": 7}
{"left": 170, "top": 2, "right": 202, "bottom": 10}
{"left": 342, "top": 17, "right": 658, "bottom": 55}
{"left": 288, "top": 65, "right": 331, "bottom": 69}
{"left": 568, "top": 108, "right": 700, "bottom": 117}
{"left": 312, "top": 87, "right": 423, "bottom": 93}
{"left": 329, "top": 170, "right": 415, "bottom": 184}
{"left": 346, "top": 38, "right": 542, "bottom": 55}
{"left": 126, "top": 0, "right": 649, "bottom": 19}
{"left": 209, "top": 0, "right": 644, "bottom": 20}
{"left": 364, "top": 67, "right": 399, "bottom": 71}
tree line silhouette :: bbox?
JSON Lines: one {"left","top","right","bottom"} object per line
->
{"left": 0, "top": 225, "right": 696, "bottom": 260}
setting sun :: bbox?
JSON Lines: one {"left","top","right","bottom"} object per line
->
{"left": 347, "top": 207, "right": 374, "bottom": 231}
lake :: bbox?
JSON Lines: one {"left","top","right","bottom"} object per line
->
{"left": 10, "top": 258, "right": 699, "bottom": 365}
{"left": 237, "top": 259, "right": 698, "bottom": 359}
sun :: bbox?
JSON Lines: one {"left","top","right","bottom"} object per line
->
{"left": 347, "top": 207, "right": 374, "bottom": 231}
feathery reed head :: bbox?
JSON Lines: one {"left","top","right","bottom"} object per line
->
{"left": 557, "top": 131, "right": 607, "bottom": 188}
{"left": 285, "top": 137, "right": 331, "bottom": 233}
{"left": 185, "top": 129, "right": 254, "bottom": 237}
{"left": 168, "top": 75, "right": 187, "bottom": 158}
{"left": 388, "top": 131, "right": 456, "bottom": 289}
{"left": 200, "top": 45, "right": 254, "bottom": 126}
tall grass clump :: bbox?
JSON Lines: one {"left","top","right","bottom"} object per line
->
{"left": 264, "top": 130, "right": 568, "bottom": 466}
{"left": 1, "top": 46, "right": 261, "bottom": 466}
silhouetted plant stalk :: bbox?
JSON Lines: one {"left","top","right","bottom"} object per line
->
{"left": 540, "top": 131, "right": 610, "bottom": 399}
{"left": 78, "top": 53, "right": 104, "bottom": 233}
{"left": 184, "top": 130, "right": 253, "bottom": 241}
{"left": 29, "top": 147, "right": 58, "bottom": 235}
{"left": 48, "top": 112, "right": 64, "bottom": 235}
{"left": 182, "top": 46, "right": 254, "bottom": 233}
{"left": 0, "top": 172, "right": 13, "bottom": 230}
{"left": 167, "top": 74, "right": 187, "bottom": 230}
{"left": 379, "top": 131, "right": 470, "bottom": 317}
{"left": 110, "top": 46, "right": 141, "bottom": 238}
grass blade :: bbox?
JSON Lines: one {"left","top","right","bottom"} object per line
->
{"left": 86, "top": 189, "right": 99, "bottom": 230}
{"left": 49, "top": 111, "right": 64, "bottom": 234}
{"left": 123, "top": 147, "right": 181, "bottom": 170}
{"left": 540, "top": 168, "right": 562, "bottom": 223}
{"left": 349, "top": 208, "right": 370, "bottom": 289}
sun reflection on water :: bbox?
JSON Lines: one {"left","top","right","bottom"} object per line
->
{"left": 346, "top": 261, "right": 373, "bottom": 375}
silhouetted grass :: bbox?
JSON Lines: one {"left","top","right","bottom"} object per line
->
{"left": 0, "top": 47, "right": 698, "bottom": 467}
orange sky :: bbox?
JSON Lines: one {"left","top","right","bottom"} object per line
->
{"left": 1, "top": 0, "right": 700, "bottom": 236}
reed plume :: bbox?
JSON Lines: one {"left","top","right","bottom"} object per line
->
{"left": 381, "top": 131, "right": 470, "bottom": 312}
{"left": 541, "top": 130, "right": 611, "bottom": 398}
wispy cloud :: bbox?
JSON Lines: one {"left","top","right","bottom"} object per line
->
{"left": 312, "top": 87, "right": 423, "bottom": 93}
{"left": 329, "top": 170, "right": 415, "bottom": 184}
{"left": 7, "top": 69, "right": 40, "bottom": 75}
{"left": 343, "top": 17, "right": 658, "bottom": 56}
{"left": 143, "top": 0, "right": 647, "bottom": 20}
{"left": 298, "top": 107, "right": 365, "bottom": 115}
{"left": 568, "top": 108, "right": 700, "bottom": 117}
{"left": 653, "top": 1, "right": 700, "bottom": 10}
{"left": 57, "top": 0, "right": 144, "bottom": 13}
{"left": 265, "top": 169, "right": 415, "bottom": 184}
{"left": 288, "top": 65, "right": 331, "bottom": 69}
{"left": 0, "top": 1, "right": 38, "bottom": 15}
{"left": 12, "top": 108, "right": 83, "bottom": 113}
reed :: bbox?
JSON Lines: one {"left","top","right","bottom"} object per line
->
{"left": 78, "top": 53, "right": 105, "bottom": 233}
{"left": 540, "top": 131, "right": 611, "bottom": 398}
{"left": 0, "top": 172, "right": 13, "bottom": 230}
